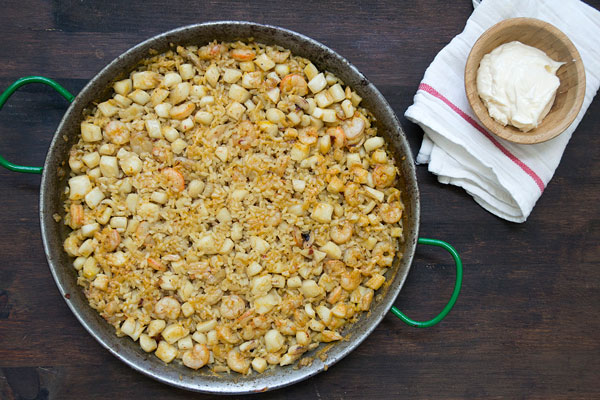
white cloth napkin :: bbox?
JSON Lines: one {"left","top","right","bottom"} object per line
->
{"left": 404, "top": 0, "right": 600, "bottom": 222}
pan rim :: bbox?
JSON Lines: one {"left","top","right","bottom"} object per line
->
{"left": 39, "top": 20, "right": 420, "bottom": 394}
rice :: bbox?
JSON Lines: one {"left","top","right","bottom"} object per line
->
{"left": 62, "top": 40, "right": 405, "bottom": 374}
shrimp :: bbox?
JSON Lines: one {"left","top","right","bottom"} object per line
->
{"left": 154, "top": 296, "right": 181, "bottom": 320}
{"left": 298, "top": 127, "right": 318, "bottom": 145}
{"left": 327, "top": 126, "right": 346, "bottom": 149}
{"left": 343, "top": 183, "right": 361, "bottom": 206}
{"left": 162, "top": 168, "right": 185, "bottom": 192}
{"left": 330, "top": 221, "right": 353, "bottom": 244}
{"left": 327, "top": 286, "right": 343, "bottom": 304}
{"left": 104, "top": 120, "right": 130, "bottom": 145}
{"left": 198, "top": 43, "right": 224, "bottom": 59}
{"left": 343, "top": 246, "right": 363, "bottom": 268}
{"left": 324, "top": 260, "right": 346, "bottom": 278}
{"left": 169, "top": 102, "right": 195, "bottom": 120}
{"left": 98, "top": 227, "right": 121, "bottom": 252}
{"left": 279, "top": 74, "right": 308, "bottom": 96}
{"left": 234, "top": 120, "right": 258, "bottom": 149}
{"left": 182, "top": 343, "right": 210, "bottom": 370}
{"left": 235, "top": 308, "right": 255, "bottom": 325}
{"left": 220, "top": 295, "right": 246, "bottom": 319}
{"left": 230, "top": 48, "right": 256, "bottom": 61}
{"left": 343, "top": 116, "right": 365, "bottom": 145}
{"left": 69, "top": 203, "right": 84, "bottom": 229}
{"left": 147, "top": 257, "right": 166, "bottom": 271}
{"left": 340, "top": 269, "right": 362, "bottom": 291}
{"left": 227, "top": 349, "right": 250, "bottom": 374}
{"left": 290, "top": 95, "right": 309, "bottom": 111}
{"left": 216, "top": 325, "right": 240, "bottom": 344}
{"left": 380, "top": 202, "right": 403, "bottom": 224}
{"left": 373, "top": 164, "right": 396, "bottom": 188}
{"left": 373, "top": 241, "right": 395, "bottom": 267}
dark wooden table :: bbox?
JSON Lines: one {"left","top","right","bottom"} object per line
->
{"left": 1, "top": 1, "right": 599, "bottom": 399}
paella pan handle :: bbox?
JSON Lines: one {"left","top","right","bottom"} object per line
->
{"left": 0, "top": 76, "right": 74, "bottom": 174}
{"left": 390, "top": 237, "right": 463, "bottom": 328}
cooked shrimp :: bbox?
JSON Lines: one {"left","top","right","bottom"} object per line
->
{"left": 380, "top": 202, "right": 403, "bottom": 223}
{"left": 234, "top": 120, "right": 258, "bottom": 149}
{"left": 327, "top": 126, "right": 346, "bottom": 149}
{"left": 220, "top": 295, "right": 246, "bottom": 319}
{"left": 170, "top": 102, "right": 195, "bottom": 120}
{"left": 135, "top": 221, "right": 150, "bottom": 241}
{"left": 330, "top": 221, "right": 353, "bottom": 244}
{"left": 182, "top": 343, "right": 210, "bottom": 370}
{"left": 147, "top": 257, "right": 166, "bottom": 271}
{"left": 216, "top": 325, "right": 240, "bottom": 344}
{"left": 98, "top": 227, "right": 120, "bottom": 252}
{"left": 373, "top": 164, "right": 396, "bottom": 188}
{"left": 343, "top": 183, "right": 361, "bottom": 206}
{"left": 69, "top": 204, "right": 84, "bottom": 229}
{"left": 327, "top": 286, "right": 343, "bottom": 304}
{"left": 227, "top": 349, "right": 250, "bottom": 374}
{"left": 154, "top": 296, "right": 181, "bottom": 320}
{"left": 235, "top": 308, "right": 255, "bottom": 325}
{"left": 343, "top": 117, "right": 365, "bottom": 145}
{"left": 279, "top": 74, "right": 308, "bottom": 96}
{"left": 340, "top": 269, "right": 362, "bottom": 291}
{"left": 372, "top": 241, "right": 394, "bottom": 267}
{"left": 298, "top": 127, "right": 318, "bottom": 145}
{"left": 199, "top": 43, "right": 224, "bottom": 59}
{"left": 104, "top": 120, "right": 130, "bottom": 145}
{"left": 324, "top": 260, "right": 346, "bottom": 278}
{"left": 343, "top": 246, "right": 363, "bottom": 268}
{"left": 290, "top": 95, "right": 309, "bottom": 111}
{"left": 162, "top": 168, "right": 185, "bottom": 192}
{"left": 230, "top": 48, "right": 256, "bottom": 61}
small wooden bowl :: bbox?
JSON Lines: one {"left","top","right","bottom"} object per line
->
{"left": 465, "top": 18, "right": 585, "bottom": 144}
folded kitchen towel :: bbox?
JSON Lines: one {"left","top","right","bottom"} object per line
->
{"left": 404, "top": 0, "right": 600, "bottom": 222}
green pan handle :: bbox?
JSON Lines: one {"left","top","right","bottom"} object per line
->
{"left": 391, "top": 237, "right": 463, "bottom": 328}
{"left": 0, "top": 76, "right": 74, "bottom": 174}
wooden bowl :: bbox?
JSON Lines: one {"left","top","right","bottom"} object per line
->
{"left": 465, "top": 18, "right": 585, "bottom": 144}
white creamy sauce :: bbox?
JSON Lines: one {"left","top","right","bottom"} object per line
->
{"left": 476, "top": 41, "right": 565, "bottom": 132}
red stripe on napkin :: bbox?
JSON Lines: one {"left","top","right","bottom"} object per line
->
{"left": 418, "top": 83, "right": 545, "bottom": 193}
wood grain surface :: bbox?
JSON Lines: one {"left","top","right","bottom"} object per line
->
{"left": 1, "top": 1, "right": 599, "bottom": 399}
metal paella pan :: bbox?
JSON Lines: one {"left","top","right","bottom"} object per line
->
{"left": 0, "top": 22, "right": 462, "bottom": 394}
